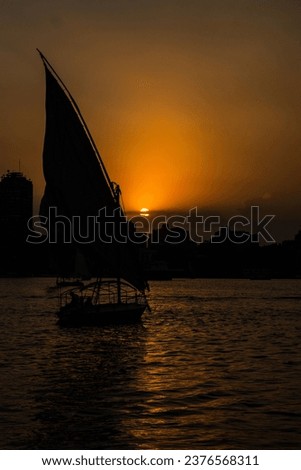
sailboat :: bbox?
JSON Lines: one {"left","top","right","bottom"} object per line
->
{"left": 38, "top": 51, "right": 149, "bottom": 326}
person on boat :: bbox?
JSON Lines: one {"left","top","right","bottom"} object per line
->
{"left": 70, "top": 291, "right": 80, "bottom": 306}
{"left": 84, "top": 296, "right": 92, "bottom": 307}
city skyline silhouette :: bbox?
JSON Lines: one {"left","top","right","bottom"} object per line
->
{"left": 0, "top": 0, "right": 300, "bottom": 243}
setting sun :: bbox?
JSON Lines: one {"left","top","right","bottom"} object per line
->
{"left": 140, "top": 207, "right": 150, "bottom": 217}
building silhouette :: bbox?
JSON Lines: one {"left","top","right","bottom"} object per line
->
{"left": 0, "top": 171, "right": 33, "bottom": 274}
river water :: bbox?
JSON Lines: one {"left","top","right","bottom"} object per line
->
{"left": 0, "top": 278, "right": 300, "bottom": 449}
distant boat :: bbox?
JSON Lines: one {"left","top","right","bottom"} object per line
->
{"left": 38, "top": 51, "right": 149, "bottom": 326}
{"left": 248, "top": 268, "right": 272, "bottom": 280}
{"left": 56, "top": 277, "right": 84, "bottom": 288}
{"left": 145, "top": 259, "right": 173, "bottom": 280}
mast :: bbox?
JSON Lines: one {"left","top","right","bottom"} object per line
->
{"left": 113, "top": 183, "right": 122, "bottom": 304}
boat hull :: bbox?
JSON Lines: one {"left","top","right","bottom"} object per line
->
{"left": 57, "top": 302, "right": 146, "bottom": 326}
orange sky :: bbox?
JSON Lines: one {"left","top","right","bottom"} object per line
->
{"left": 0, "top": 0, "right": 301, "bottom": 239}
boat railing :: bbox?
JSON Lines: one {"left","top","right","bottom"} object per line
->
{"left": 59, "top": 279, "right": 147, "bottom": 308}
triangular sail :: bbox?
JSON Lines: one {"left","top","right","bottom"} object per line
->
{"left": 39, "top": 51, "right": 147, "bottom": 292}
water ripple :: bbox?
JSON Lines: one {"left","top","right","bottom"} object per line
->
{"left": 0, "top": 278, "right": 300, "bottom": 449}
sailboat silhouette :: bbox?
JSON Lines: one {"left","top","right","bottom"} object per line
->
{"left": 38, "top": 51, "right": 149, "bottom": 326}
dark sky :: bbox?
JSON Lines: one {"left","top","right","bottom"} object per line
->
{"left": 1, "top": 0, "right": 301, "bottom": 240}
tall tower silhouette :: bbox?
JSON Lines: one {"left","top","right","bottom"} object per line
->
{"left": 0, "top": 171, "right": 33, "bottom": 274}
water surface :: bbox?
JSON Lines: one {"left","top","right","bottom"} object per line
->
{"left": 0, "top": 278, "right": 300, "bottom": 449}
